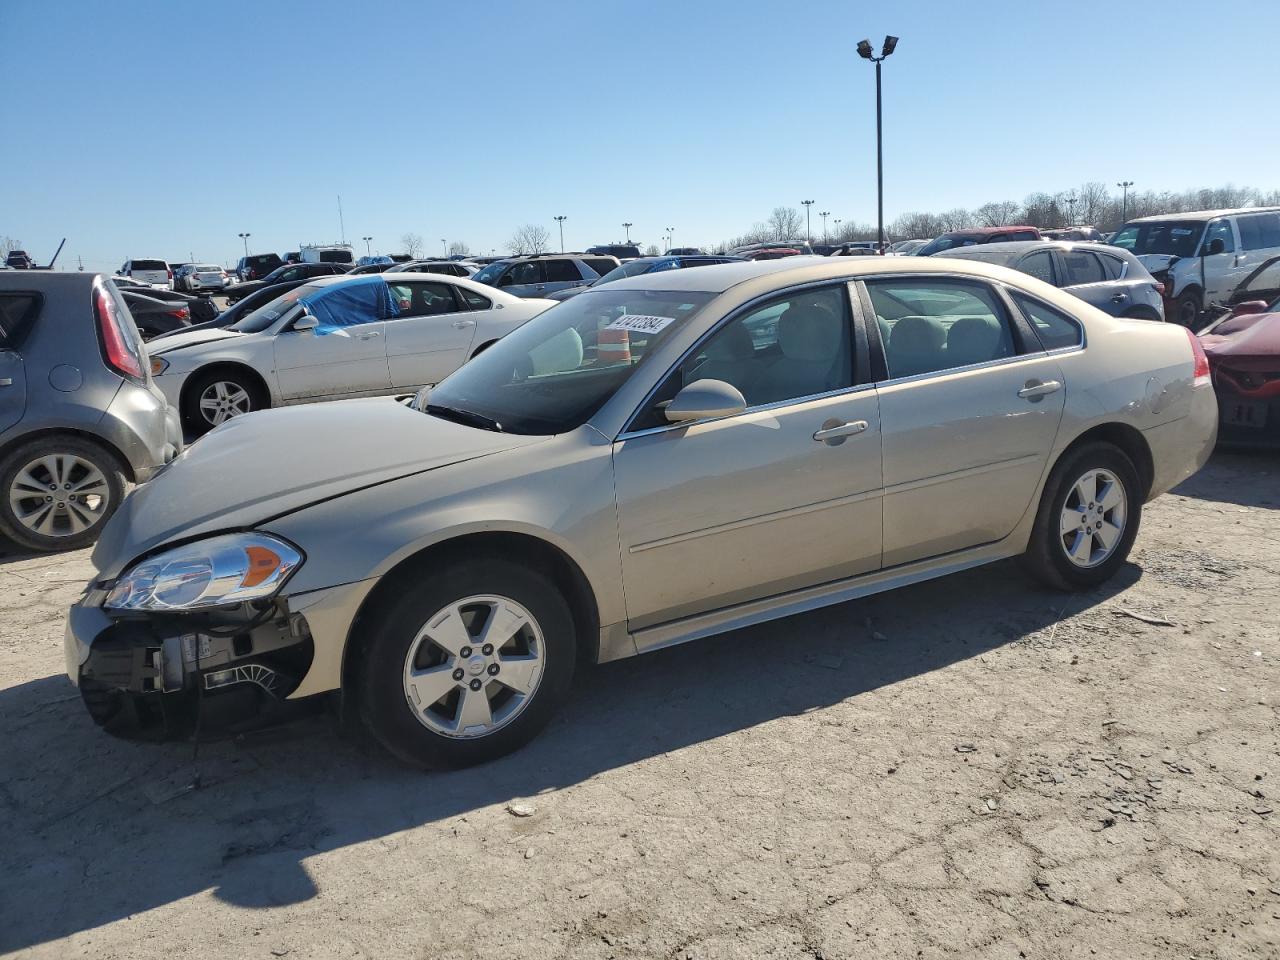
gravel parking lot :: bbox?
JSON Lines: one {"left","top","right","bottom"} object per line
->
{"left": 1, "top": 452, "right": 1276, "bottom": 959}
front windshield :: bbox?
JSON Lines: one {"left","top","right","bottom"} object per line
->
{"left": 229, "top": 284, "right": 312, "bottom": 333}
{"left": 1109, "top": 221, "right": 1205, "bottom": 258}
{"left": 916, "top": 234, "right": 978, "bottom": 256}
{"left": 472, "top": 261, "right": 511, "bottom": 285}
{"left": 427, "top": 288, "right": 715, "bottom": 435}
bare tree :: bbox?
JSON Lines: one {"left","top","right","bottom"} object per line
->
{"left": 643, "top": 244, "right": 660, "bottom": 256}
{"left": 509, "top": 224, "right": 551, "bottom": 256}
{"left": 767, "top": 206, "right": 803, "bottom": 241}
{"left": 937, "top": 208, "right": 976, "bottom": 231}
{"left": 0, "top": 236, "right": 22, "bottom": 257}
{"left": 400, "top": 232, "right": 424, "bottom": 258}
{"left": 447, "top": 241, "right": 470, "bottom": 257}
{"left": 974, "top": 200, "right": 1021, "bottom": 227}
{"left": 891, "top": 211, "right": 944, "bottom": 239}
{"left": 1075, "top": 182, "right": 1110, "bottom": 226}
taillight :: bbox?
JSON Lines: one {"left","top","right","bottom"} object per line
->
{"left": 93, "top": 281, "right": 144, "bottom": 381}
{"left": 168, "top": 307, "right": 190, "bottom": 321}
{"left": 167, "top": 267, "right": 174, "bottom": 280}
{"left": 1185, "top": 327, "right": 1211, "bottom": 387}
{"left": 1153, "top": 282, "right": 1166, "bottom": 297}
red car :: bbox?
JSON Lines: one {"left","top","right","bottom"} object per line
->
{"left": 1199, "top": 305, "right": 1280, "bottom": 448}
{"left": 741, "top": 247, "right": 803, "bottom": 261}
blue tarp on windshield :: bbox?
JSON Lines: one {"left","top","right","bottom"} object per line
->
{"left": 298, "top": 276, "right": 400, "bottom": 334}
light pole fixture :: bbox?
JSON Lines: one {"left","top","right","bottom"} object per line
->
{"left": 237, "top": 232, "right": 251, "bottom": 257}
{"left": 622, "top": 222, "right": 633, "bottom": 243}
{"left": 857, "top": 34, "right": 899, "bottom": 253}
{"left": 1065, "top": 195, "right": 1079, "bottom": 227}
{"left": 666, "top": 226, "right": 675, "bottom": 251}
{"left": 361, "top": 236, "right": 373, "bottom": 255}
{"left": 440, "top": 238, "right": 447, "bottom": 257}
{"left": 801, "top": 200, "right": 814, "bottom": 244}
{"left": 1117, "top": 180, "right": 1134, "bottom": 223}
{"left": 833, "top": 218, "right": 842, "bottom": 239}
{"left": 554, "top": 216, "right": 567, "bottom": 252}
{"left": 819, "top": 210, "right": 830, "bottom": 242}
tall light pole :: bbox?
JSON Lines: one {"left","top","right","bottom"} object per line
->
{"left": 237, "top": 232, "right": 251, "bottom": 257}
{"left": 622, "top": 222, "right": 633, "bottom": 243}
{"left": 819, "top": 210, "right": 830, "bottom": 242}
{"left": 801, "top": 200, "right": 814, "bottom": 244}
{"left": 361, "top": 236, "right": 373, "bottom": 256}
{"left": 857, "top": 35, "right": 898, "bottom": 254}
{"left": 833, "top": 218, "right": 842, "bottom": 240}
{"left": 440, "top": 238, "right": 447, "bottom": 258}
{"left": 666, "top": 226, "right": 675, "bottom": 251}
{"left": 554, "top": 216, "right": 567, "bottom": 252}
{"left": 1065, "top": 195, "right": 1079, "bottom": 227}
{"left": 1117, "top": 180, "right": 1134, "bottom": 223}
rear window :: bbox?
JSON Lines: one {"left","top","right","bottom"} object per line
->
{"left": 318, "top": 249, "right": 354, "bottom": 264}
{"left": 0, "top": 292, "right": 41, "bottom": 347}
{"left": 249, "top": 255, "right": 282, "bottom": 268}
{"left": 196, "top": 264, "right": 220, "bottom": 272}
{"left": 131, "top": 259, "right": 167, "bottom": 271}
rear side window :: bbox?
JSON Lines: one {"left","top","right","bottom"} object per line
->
{"left": 543, "top": 259, "right": 582, "bottom": 282}
{"left": 1237, "top": 213, "right": 1280, "bottom": 251}
{"left": 1012, "top": 294, "right": 1083, "bottom": 351}
{"left": 1098, "top": 254, "right": 1127, "bottom": 280}
{"left": 459, "top": 287, "right": 491, "bottom": 311}
{"left": 584, "top": 258, "right": 617, "bottom": 277}
{"left": 1018, "top": 252, "right": 1056, "bottom": 285}
{"left": 1061, "top": 250, "right": 1106, "bottom": 285}
{"left": 0, "top": 292, "right": 41, "bottom": 347}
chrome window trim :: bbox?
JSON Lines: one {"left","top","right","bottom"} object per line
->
{"left": 616, "top": 276, "right": 867, "bottom": 439}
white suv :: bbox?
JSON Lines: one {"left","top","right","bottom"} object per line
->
{"left": 1110, "top": 207, "right": 1280, "bottom": 326}
{"left": 117, "top": 258, "right": 172, "bottom": 289}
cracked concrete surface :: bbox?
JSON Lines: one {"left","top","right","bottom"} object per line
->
{"left": 0, "top": 452, "right": 1276, "bottom": 959}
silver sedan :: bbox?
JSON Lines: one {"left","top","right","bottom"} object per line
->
{"left": 65, "top": 257, "right": 1217, "bottom": 766}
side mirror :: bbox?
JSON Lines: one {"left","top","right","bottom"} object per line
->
{"left": 293, "top": 315, "right": 319, "bottom": 333}
{"left": 1231, "top": 300, "right": 1268, "bottom": 315}
{"left": 664, "top": 379, "right": 747, "bottom": 424}
{"left": 1203, "top": 238, "right": 1226, "bottom": 256}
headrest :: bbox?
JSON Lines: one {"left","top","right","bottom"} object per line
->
{"left": 778, "top": 302, "right": 842, "bottom": 362}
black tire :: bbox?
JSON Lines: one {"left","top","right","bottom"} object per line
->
{"left": 1023, "top": 442, "right": 1143, "bottom": 591}
{"left": 358, "top": 557, "right": 577, "bottom": 768}
{"left": 0, "top": 435, "right": 126, "bottom": 552}
{"left": 181, "top": 367, "right": 267, "bottom": 434}
{"left": 1172, "top": 290, "right": 1201, "bottom": 328}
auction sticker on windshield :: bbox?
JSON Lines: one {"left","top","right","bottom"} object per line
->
{"left": 607, "top": 314, "right": 676, "bottom": 334}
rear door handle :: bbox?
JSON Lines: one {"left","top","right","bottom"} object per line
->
{"left": 452, "top": 319, "right": 476, "bottom": 328}
{"left": 813, "top": 419, "right": 868, "bottom": 443}
{"left": 1110, "top": 293, "right": 1128, "bottom": 303}
{"left": 0, "top": 378, "right": 11, "bottom": 387}
{"left": 1018, "top": 379, "right": 1062, "bottom": 399}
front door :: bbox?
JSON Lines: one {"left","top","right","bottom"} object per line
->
{"left": 272, "top": 311, "right": 391, "bottom": 401}
{"left": 382, "top": 280, "right": 480, "bottom": 389}
{"left": 863, "top": 276, "right": 1066, "bottom": 567}
{"left": 613, "top": 284, "right": 883, "bottom": 629}
{"left": 1201, "top": 218, "right": 1248, "bottom": 304}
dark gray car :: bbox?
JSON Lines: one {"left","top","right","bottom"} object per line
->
{"left": 939, "top": 241, "right": 1166, "bottom": 321}
{"left": 0, "top": 272, "right": 181, "bottom": 551}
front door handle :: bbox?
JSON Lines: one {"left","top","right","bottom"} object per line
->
{"left": 0, "top": 378, "right": 11, "bottom": 387}
{"left": 1018, "top": 379, "right": 1062, "bottom": 400}
{"left": 1110, "top": 293, "right": 1128, "bottom": 303}
{"left": 813, "top": 419, "right": 868, "bottom": 444}
{"left": 356, "top": 330, "right": 382, "bottom": 340}
{"left": 452, "top": 319, "right": 477, "bottom": 328}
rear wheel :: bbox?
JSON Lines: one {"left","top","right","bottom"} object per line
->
{"left": 359, "top": 558, "right": 577, "bottom": 768}
{"left": 0, "top": 436, "right": 126, "bottom": 552}
{"left": 1173, "top": 290, "right": 1201, "bottom": 328}
{"left": 1023, "top": 442, "right": 1142, "bottom": 591}
{"left": 182, "top": 368, "right": 266, "bottom": 434}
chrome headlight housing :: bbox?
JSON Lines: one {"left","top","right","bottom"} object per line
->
{"left": 105, "top": 533, "right": 303, "bottom": 612}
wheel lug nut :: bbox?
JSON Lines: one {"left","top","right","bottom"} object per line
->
{"left": 64, "top": 483, "right": 72, "bottom": 490}
{"left": 49, "top": 484, "right": 57, "bottom": 491}
{"left": 469, "top": 678, "right": 482, "bottom": 691}
{"left": 487, "top": 663, "right": 499, "bottom": 675}
{"left": 45, "top": 495, "right": 53, "bottom": 502}
{"left": 459, "top": 646, "right": 473, "bottom": 658}
{"left": 452, "top": 668, "right": 464, "bottom": 681}
{"left": 482, "top": 644, "right": 494, "bottom": 656}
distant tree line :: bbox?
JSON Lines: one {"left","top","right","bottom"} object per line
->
{"left": 714, "top": 183, "right": 1280, "bottom": 250}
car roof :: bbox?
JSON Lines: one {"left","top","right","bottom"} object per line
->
{"left": 939, "top": 226, "right": 1038, "bottom": 236}
{"left": 1127, "top": 206, "right": 1280, "bottom": 223}
{"left": 941, "top": 240, "right": 1130, "bottom": 258}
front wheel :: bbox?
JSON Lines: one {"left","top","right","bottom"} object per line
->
{"left": 359, "top": 558, "right": 577, "bottom": 768}
{"left": 181, "top": 368, "right": 265, "bottom": 434}
{"left": 1023, "top": 442, "right": 1142, "bottom": 591}
{"left": 1172, "top": 290, "right": 1201, "bottom": 328}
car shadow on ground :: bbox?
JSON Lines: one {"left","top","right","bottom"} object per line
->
{"left": 1173, "top": 449, "right": 1280, "bottom": 509}
{"left": 0, "top": 558, "right": 1139, "bottom": 952}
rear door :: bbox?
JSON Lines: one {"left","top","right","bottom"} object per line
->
{"left": 0, "top": 292, "right": 37, "bottom": 433}
{"left": 1056, "top": 248, "right": 1124, "bottom": 314}
{"left": 541, "top": 258, "right": 590, "bottom": 295}
{"left": 863, "top": 276, "right": 1066, "bottom": 566}
{"left": 382, "top": 280, "right": 479, "bottom": 389}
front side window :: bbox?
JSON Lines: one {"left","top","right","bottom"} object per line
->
{"left": 1018, "top": 251, "right": 1056, "bottom": 285}
{"left": 1203, "top": 219, "right": 1235, "bottom": 255}
{"left": 867, "top": 279, "right": 1016, "bottom": 378}
{"left": 1061, "top": 250, "right": 1106, "bottom": 285}
{"left": 1011, "top": 293, "right": 1082, "bottom": 350}
{"left": 505, "top": 261, "right": 543, "bottom": 286}
{"left": 428, "top": 289, "right": 714, "bottom": 435}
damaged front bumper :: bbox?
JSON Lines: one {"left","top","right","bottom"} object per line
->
{"left": 64, "top": 578, "right": 375, "bottom": 740}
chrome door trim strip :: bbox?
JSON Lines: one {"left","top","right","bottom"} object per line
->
{"left": 882, "top": 453, "right": 1042, "bottom": 498}
{"left": 629, "top": 487, "right": 881, "bottom": 554}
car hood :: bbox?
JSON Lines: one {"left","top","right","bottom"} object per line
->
{"left": 91, "top": 398, "right": 545, "bottom": 578}
{"left": 149, "top": 327, "right": 245, "bottom": 354}
{"left": 1136, "top": 253, "right": 1181, "bottom": 274}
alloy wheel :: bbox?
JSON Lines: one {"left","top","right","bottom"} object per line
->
{"left": 8, "top": 454, "right": 111, "bottom": 539}
{"left": 1058, "top": 468, "right": 1128, "bottom": 568}
{"left": 198, "top": 380, "right": 253, "bottom": 425}
{"left": 401, "top": 594, "right": 546, "bottom": 739}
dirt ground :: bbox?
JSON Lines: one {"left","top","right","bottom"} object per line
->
{"left": 0, "top": 451, "right": 1277, "bottom": 960}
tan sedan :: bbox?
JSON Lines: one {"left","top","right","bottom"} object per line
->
{"left": 67, "top": 257, "right": 1217, "bottom": 766}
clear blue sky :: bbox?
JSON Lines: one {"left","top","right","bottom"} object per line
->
{"left": 2, "top": 0, "right": 1277, "bottom": 269}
